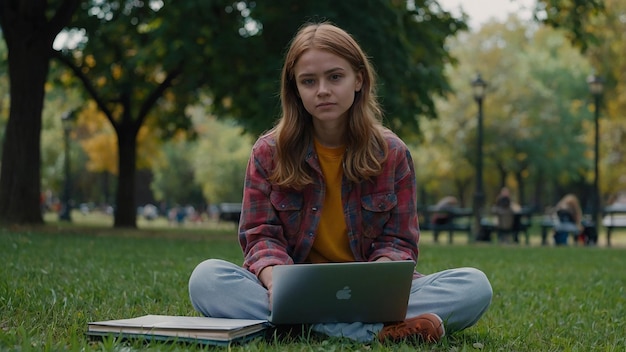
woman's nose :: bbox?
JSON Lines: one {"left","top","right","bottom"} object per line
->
{"left": 317, "top": 80, "right": 330, "bottom": 95}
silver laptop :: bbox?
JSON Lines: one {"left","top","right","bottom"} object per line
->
{"left": 268, "top": 260, "right": 414, "bottom": 325}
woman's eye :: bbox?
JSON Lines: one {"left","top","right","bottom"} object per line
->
{"left": 330, "top": 74, "right": 342, "bottom": 81}
{"left": 301, "top": 79, "right": 314, "bottom": 85}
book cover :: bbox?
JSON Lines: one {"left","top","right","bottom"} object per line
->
{"left": 87, "top": 315, "right": 270, "bottom": 346}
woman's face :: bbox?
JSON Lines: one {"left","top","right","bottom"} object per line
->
{"left": 293, "top": 49, "right": 363, "bottom": 127}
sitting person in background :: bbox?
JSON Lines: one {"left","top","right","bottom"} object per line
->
{"left": 430, "top": 196, "right": 459, "bottom": 226}
{"left": 552, "top": 193, "right": 583, "bottom": 245}
{"left": 491, "top": 187, "right": 521, "bottom": 243}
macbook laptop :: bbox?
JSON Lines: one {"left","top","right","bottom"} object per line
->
{"left": 268, "top": 260, "right": 415, "bottom": 325}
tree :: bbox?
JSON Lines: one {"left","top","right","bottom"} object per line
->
{"left": 54, "top": 0, "right": 466, "bottom": 227}
{"left": 536, "top": 0, "right": 626, "bottom": 201}
{"left": 411, "top": 114, "right": 474, "bottom": 206}
{"left": 53, "top": 1, "right": 247, "bottom": 227}
{"left": 428, "top": 15, "right": 592, "bottom": 209}
{"left": 0, "top": 0, "right": 80, "bottom": 224}
{"left": 580, "top": 0, "right": 626, "bottom": 200}
{"left": 534, "top": 0, "right": 605, "bottom": 52}
{"left": 208, "top": 0, "right": 467, "bottom": 136}
{"left": 150, "top": 133, "right": 204, "bottom": 208}
{"left": 2, "top": 1, "right": 467, "bottom": 227}
{"left": 188, "top": 105, "right": 252, "bottom": 205}
{"left": 39, "top": 81, "right": 83, "bottom": 205}
{"left": 149, "top": 107, "right": 252, "bottom": 209}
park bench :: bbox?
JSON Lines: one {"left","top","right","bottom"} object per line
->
{"left": 539, "top": 205, "right": 626, "bottom": 246}
{"left": 218, "top": 202, "right": 242, "bottom": 225}
{"left": 539, "top": 215, "right": 585, "bottom": 245}
{"left": 420, "top": 206, "right": 473, "bottom": 244}
{"left": 480, "top": 207, "right": 533, "bottom": 244}
{"left": 603, "top": 204, "right": 626, "bottom": 247}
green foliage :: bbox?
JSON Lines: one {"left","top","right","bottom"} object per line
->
{"left": 424, "top": 16, "right": 593, "bottom": 205}
{"left": 40, "top": 84, "right": 84, "bottom": 194}
{"left": 535, "top": 0, "right": 605, "bottom": 52}
{"left": 54, "top": 0, "right": 466, "bottom": 226}
{"left": 150, "top": 104, "right": 252, "bottom": 206}
{"left": 53, "top": 0, "right": 246, "bottom": 226}
{"left": 519, "top": 26, "right": 593, "bottom": 184}
{"left": 581, "top": 0, "right": 626, "bottom": 197}
{"left": 1, "top": 227, "right": 625, "bottom": 351}
{"left": 190, "top": 105, "right": 253, "bottom": 204}
{"left": 58, "top": 0, "right": 219, "bottom": 130}
{"left": 208, "top": 0, "right": 467, "bottom": 135}
{"left": 150, "top": 138, "right": 205, "bottom": 207}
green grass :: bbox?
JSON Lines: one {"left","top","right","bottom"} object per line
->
{"left": 1, "top": 215, "right": 625, "bottom": 351}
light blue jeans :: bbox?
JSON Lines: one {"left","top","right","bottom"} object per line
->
{"left": 188, "top": 259, "right": 493, "bottom": 342}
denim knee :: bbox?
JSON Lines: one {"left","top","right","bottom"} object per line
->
{"left": 188, "top": 259, "right": 228, "bottom": 312}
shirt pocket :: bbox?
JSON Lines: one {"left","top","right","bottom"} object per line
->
{"left": 270, "top": 191, "right": 303, "bottom": 236}
{"left": 360, "top": 192, "right": 397, "bottom": 238}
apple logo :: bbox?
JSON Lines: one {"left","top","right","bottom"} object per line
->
{"left": 336, "top": 286, "right": 352, "bottom": 300}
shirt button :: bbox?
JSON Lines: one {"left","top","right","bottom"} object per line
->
{"left": 312, "top": 207, "right": 318, "bottom": 211}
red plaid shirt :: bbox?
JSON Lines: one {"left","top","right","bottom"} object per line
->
{"left": 239, "top": 130, "right": 420, "bottom": 277}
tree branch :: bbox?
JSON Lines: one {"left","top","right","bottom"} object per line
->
{"left": 52, "top": 50, "right": 117, "bottom": 129}
{"left": 46, "top": 0, "right": 81, "bottom": 43}
{"left": 135, "top": 66, "right": 184, "bottom": 126}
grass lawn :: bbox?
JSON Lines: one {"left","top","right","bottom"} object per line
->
{"left": 1, "top": 212, "right": 625, "bottom": 351}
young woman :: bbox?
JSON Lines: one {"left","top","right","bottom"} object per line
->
{"left": 189, "top": 22, "right": 492, "bottom": 344}
{"left": 552, "top": 193, "right": 585, "bottom": 244}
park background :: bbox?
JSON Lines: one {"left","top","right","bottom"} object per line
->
{"left": 0, "top": 0, "right": 624, "bottom": 230}
{"left": 1, "top": 1, "right": 625, "bottom": 351}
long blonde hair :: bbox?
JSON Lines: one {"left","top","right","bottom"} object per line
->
{"left": 269, "top": 22, "right": 388, "bottom": 189}
{"left": 557, "top": 193, "right": 583, "bottom": 226}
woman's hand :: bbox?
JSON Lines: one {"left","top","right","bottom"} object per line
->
{"left": 259, "top": 266, "right": 274, "bottom": 309}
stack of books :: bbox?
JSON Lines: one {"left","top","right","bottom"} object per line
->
{"left": 87, "top": 315, "right": 270, "bottom": 346}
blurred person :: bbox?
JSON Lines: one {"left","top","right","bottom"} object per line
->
{"left": 430, "top": 196, "right": 459, "bottom": 226}
{"left": 491, "top": 187, "right": 521, "bottom": 242}
{"left": 552, "top": 194, "right": 583, "bottom": 245}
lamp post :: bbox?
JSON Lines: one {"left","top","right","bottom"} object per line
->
{"left": 59, "top": 110, "right": 75, "bottom": 222}
{"left": 471, "top": 73, "right": 487, "bottom": 241}
{"left": 587, "top": 74, "right": 603, "bottom": 233}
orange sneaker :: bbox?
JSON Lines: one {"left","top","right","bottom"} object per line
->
{"left": 378, "top": 313, "right": 445, "bottom": 343}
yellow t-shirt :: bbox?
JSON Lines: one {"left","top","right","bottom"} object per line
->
{"left": 307, "top": 140, "right": 354, "bottom": 263}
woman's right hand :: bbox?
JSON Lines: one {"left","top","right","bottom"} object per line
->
{"left": 259, "top": 266, "right": 274, "bottom": 309}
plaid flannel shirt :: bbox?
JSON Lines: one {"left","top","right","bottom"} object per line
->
{"left": 238, "top": 130, "right": 421, "bottom": 277}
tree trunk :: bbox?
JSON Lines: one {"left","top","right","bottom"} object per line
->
{"left": 0, "top": 0, "right": 79, "bottom": 225}
{"left": 0, "top": 27, "right": 49, "bottom": 224}
{"left": 114, "top": 127, "right": 138, "bottom": 228}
